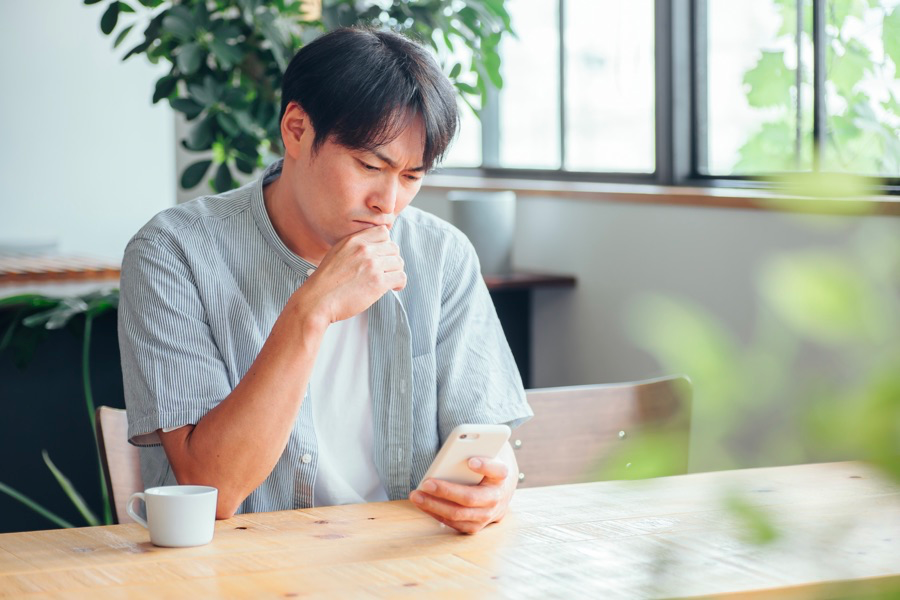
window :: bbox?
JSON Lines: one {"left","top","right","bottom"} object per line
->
{"left": 443, "top": 0, "right": 900, "bottom": 189}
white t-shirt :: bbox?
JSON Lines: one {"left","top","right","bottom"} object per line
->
{"left": 310, "top": 311, "right": 388, "bottom": 506}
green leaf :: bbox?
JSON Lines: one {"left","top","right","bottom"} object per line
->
{"left": 162, "top": 7, "right": 195, "bottom": 41}
{"left": 113, "top": 23, "right": 135, "bottom": 49}
{"left": 181, "top": 159, "right": 212, "bottom": 188}
{"left": 760, "top": 252, "right": 883, "bottom": 344}
{"left": 214, "top": 162, "right": 234, "bottom": 192}
{"left": 830, "top": 40, "right": 869, "bottom": 96}
{"left": 100, "top": 1, "right": 120, "bottom": 35}
{"left": 23, "top": 298, "right": 89, "bottom": 330}
{"left": 0, "top": 294, "right": 59, "bottom": 309}
{"left": 118, "top": 2, "right": 135, "bottom": 14}
{"left": 0, "top": 481, "right": 75, "bottom": 529}
{"left": 170, "top": 97, "right": 204, "bottom": 120}
{"left": 210, "top": 38, "right": 244, "bottom": 69}
{"left": 42, "top": 451, "right": 100, "bottom": 527}
{"left": 884, "top": 6, "right": 900, "bottom": 73}
{"left": 735, "top": 120, "right": 799, "bottom": 173}
{"left": 217, "top": 112, "right": 241, "bottom": 137}
{"left": 176, "top": 42, "right": 204, "bottom": 75}
{"left": 84, "top": 0, "right": 104, "bottom": 4}
{"left": 448, "top": 62, "right": 462, "bottom": 80}
{"left": 235, "top": 155, "right": 257, "bottom": 174}
{"left": 152, "top": 75, "right": 177, "bottom": 104}
{"left": 724, "top": 492, "right": 780, "bottom": 545}
{"left": 455, "top": 81, "right": 479, "bottom": 96}
{"left": 183, "top": 115, "right": 216, "bottom": 150}
{"left": 187, "top": 76, "right": 221, "bottom": 106}
{"left": 743, "top": 51, "right": 794, "bottom": 108}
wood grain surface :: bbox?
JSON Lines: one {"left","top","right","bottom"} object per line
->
{"left": 1, "top": 462, "right": 897, "bottom": 599}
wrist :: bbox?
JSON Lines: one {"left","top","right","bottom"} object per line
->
{"left": 282, "top": 288, "right": 330, "bottom": 340}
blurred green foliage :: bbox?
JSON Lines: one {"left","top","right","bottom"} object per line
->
{"left": 628, "top": 215, "right": 900, "bottom": 480}
{"left": 736, "top": 0, "right": 900, "bottom": 176}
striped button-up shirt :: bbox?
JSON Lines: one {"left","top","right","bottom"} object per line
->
{"left": 118, "top": 159, "right": 532, "bottom": 512}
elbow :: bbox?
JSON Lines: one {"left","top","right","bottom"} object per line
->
{"left": 215, "top": 502, "right": 237, "bottom": 520}
{"left": 170, "top": 469, "right": 245, "bottom": 520}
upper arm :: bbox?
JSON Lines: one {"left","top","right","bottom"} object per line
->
{"left": 156, "top": 425, "right": 195, "bottom": 482}
{"left": 434, "top": 237, "right": 533, "bottom": 440}
{"left": 119, "top": 236, "right": 232, "bottom": 447}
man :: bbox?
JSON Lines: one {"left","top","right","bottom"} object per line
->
{"left": 119, "top": 27, "right": 532, "bottom": 534}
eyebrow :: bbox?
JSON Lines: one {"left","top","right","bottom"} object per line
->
{"left": 374, "top": 150, "right": 426, "bottom": 172}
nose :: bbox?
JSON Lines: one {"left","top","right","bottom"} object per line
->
{"left": 367, "top": 176, "right": 399, "bottom": 215}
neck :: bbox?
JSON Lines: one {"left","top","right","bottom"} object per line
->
{"left": 263, "top": 172, "right": 328, "bottom": 264}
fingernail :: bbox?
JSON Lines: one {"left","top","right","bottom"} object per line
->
{"left": 469, "top": 458, "right": 482, "bottom": 469}
{"left": 421, "top": 480, "right": 436, "bottom": 493}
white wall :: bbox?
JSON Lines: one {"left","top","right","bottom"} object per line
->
{"left": 0, "top": 2, "right": 174, "bottom": 260}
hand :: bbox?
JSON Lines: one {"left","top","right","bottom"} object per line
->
{"left": 293, "top": 225, "right": 406, "bottom": 325}
{"left": 409, "top": 454, "right": 517, "bottom": 534}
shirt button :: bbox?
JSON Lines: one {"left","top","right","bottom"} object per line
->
{"left": 301, "top": 453, "right": 312, "bottom": 464}
{"left": 306, "top": 268, "right": 315, "bottom": 277}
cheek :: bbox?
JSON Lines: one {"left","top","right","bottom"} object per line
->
{"left": 395, "top": 185, "right": 421, "bottom": 214}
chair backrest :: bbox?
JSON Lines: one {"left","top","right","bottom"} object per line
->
{"left": 95, "top": 406, "right": 143, "bottom": 524}
{"left": 513, "top": 375, "right": 692, "bottom": 488}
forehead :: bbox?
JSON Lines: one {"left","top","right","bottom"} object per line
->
{"left": 350, "top": 114, "right": 426, "bottom": 167}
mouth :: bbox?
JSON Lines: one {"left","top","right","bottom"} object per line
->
{"left": 354, "top": 220, "right": 393, "bottom": 230}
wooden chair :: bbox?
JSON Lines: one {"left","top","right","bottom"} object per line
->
{"left": 513, "top": 375, "right": 692, "bottom": 488}
{"left": 95, "top": 406, "right": 143, "bottom": 524}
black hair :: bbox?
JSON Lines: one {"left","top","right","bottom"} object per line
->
{"left": 280, "top": 27, "right": 459, "bottom": 171}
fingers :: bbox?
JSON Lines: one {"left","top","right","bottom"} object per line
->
{"left": 417, "top": 477, "right": 501, "bottom": 508}
{"left": 408, "top": 490, "right": 492, "bottom": 534}
{"left": 465, "top": 457, "right": 509, "bottom": 483}
{"left": 350, "top": 224, "right": 391, "bottom": 243}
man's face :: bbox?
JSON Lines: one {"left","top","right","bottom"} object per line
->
{"left": 283, "top": 108, "right": 426, "bottom": 259}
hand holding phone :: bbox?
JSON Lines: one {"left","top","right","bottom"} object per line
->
{"left": 417, "top": 424, "right": 511, "bottom": 490}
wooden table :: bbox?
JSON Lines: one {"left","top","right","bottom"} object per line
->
{"left": 1, "top": 462, "right": 897, "bottom": 598}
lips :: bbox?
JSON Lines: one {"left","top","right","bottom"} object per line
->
{"left": 354, "top": 220, "right": 393, "bottom": 229}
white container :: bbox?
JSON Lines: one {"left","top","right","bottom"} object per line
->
{"left": 448, "top": 191, "right": 516, "bottom": 276}
{"left": 127, "top": 485, "right": 218, "bottom": 547}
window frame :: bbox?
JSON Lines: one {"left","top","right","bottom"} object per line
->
{"left": 435, "top": 0, "right": 900, "bottom": 195}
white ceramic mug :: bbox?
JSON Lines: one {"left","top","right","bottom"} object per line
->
{"left": 126, "top": 485, "right": 218, "bottom": 547}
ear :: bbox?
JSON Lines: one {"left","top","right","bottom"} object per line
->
{"left": 281, "top": 101, "right": 314, "bottom": 160}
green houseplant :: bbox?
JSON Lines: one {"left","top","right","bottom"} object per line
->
{"left": 83, "top": 0, "right": 513, "bottom": 192}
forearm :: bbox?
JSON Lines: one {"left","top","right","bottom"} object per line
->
{"left": 161, "top": 296, "right": 328, "bottom": 518}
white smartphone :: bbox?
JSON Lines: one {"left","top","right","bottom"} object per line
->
{"left": 417, "top": 424, "right": 511, "bottom": 490}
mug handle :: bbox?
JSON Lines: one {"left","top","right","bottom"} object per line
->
{"left": 126, "top": 492, "right": 148, "bottom": 528}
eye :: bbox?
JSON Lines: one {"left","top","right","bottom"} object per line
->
{"left": 358, "top": 159, "right": 380, "bottom": 172}
{"left": 404, "top": 174, "right": 421, "bottom": 183}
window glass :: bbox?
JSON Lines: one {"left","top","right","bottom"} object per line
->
{"left": 706, "top": 0, "right": 814, "bottom": 175}
{"left": 823, "top": 0, "right": 900, "bottom": 177}
{"left": 564, "top": 0, "right": 655, "bottom": 173}
{"left": 498, "top": 0, "right": 561, "bottom": 169}
{"left": 441, "top": 96, "right": 482, "bottom": 169}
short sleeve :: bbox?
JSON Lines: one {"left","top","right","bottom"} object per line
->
{"left": 118, "top": 235, "right": 232, "bottom": 446}
{"left": 434, "top": 237, "right": 533, "bottom": 442}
